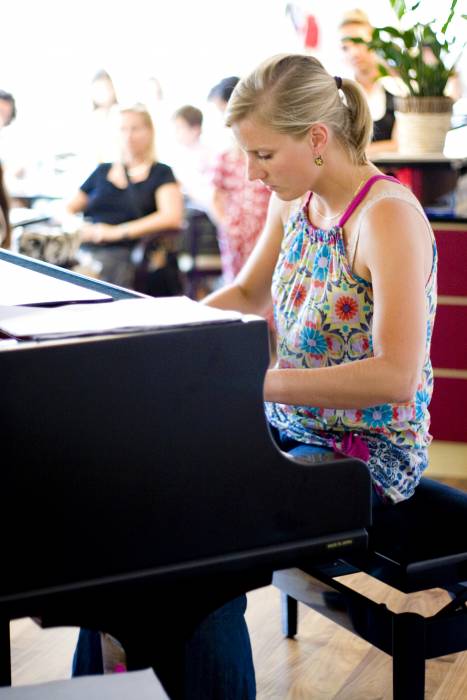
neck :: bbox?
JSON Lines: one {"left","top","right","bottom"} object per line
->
{"left": 125, "top": 156, "right": 149, "bottom": 168}
{"left": 311, "top": 161, "right": 376, "bottom": 221}
{"left": 357, "top": 66, "right": 380, "bottom": 91}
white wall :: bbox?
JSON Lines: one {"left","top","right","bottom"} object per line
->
{"left": 1, "top": 0, "right": 465, "bottom": 171}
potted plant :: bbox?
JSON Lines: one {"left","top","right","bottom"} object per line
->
{"left": 349, "top": 0, "right": 467, "bottom": 154}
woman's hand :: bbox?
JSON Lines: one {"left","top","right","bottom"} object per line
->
{"left": 80, "top": 223, "right": 125, "bottom": 244}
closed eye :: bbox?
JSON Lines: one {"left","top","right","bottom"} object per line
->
{"left": 257, "top": 153, "right": 273, "bottom": 161}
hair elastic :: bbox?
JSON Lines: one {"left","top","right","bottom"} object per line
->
{"left": 334, "top": 76, "right": 343, "bottom": 90}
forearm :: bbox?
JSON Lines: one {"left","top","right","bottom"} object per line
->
{"left": 120, "top": 210, "right": 182, "bottom": 240}
{"left": 265, "top": 355, "right": 418, "bottom": 409}
{"left": 203, "top": 282, "right": 271, "bottom": 316}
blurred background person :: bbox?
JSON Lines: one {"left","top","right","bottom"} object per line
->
{"left": 0, "top": 89, "right": 21, "bottom": 181}
{"left": 207, "top": 76, "right": 240, "bottom": 116}
{"left": 206, "top": 76, "right": 241, "bottom": 154}
{"left": 85, "top": 69, "right": 120, "bottom": 166}
{"left": 136, "top": 74, "right": 174, "bottom": 165}
{"left": 0, "top": 163, "right": 11, "bottom": 248}
{"left": 0, "top": 90, "right": 16, "bottom": 130}
{"left": 171, "top": 104, "right": 215, "bottom": 217}
{"left": 170, "top": 104, "right": 221, "bottom": 300}
{"left": 66, "top": 103, "right": 183, "bottom": 292}
{"left": 139, "top": 75, "right": 164, "bottom": 124}
{"left": 208, "top": 77, "right": 271, "bottom": 286}
{"left": 339, "top": 8, "right": 398, "bottom": 154}
{"left": 0, "top": 90, "right": 16, "bottom": 248}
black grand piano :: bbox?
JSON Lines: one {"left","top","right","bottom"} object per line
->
{"left": 0, "top": 250, "right": 372, "bottom": 696}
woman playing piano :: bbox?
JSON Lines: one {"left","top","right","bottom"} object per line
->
{"left": 203, "top": 51, "right": 437, "bottom": 694}
{"left": 206, "top": 52, "right": 437, "bottom": 508}
{"left": 73, "top": 54, "right": 437, "bottom": 699}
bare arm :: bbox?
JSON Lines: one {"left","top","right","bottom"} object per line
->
{"left": 67, "top": 190, "right": 89, "bottom": 215}
{"left": 264, "top": 199, "right": 432, "bottom": 408}
{"left": 203, "top": 193, "right": 287, "bottom": 315}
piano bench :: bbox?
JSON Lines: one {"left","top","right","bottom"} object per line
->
{"left": 273, "top": 477, "right": 467, "bottom": 700}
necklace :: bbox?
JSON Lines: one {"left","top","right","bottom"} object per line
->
{"left": 310, "top": 177, "right": 366, "bottom": 222}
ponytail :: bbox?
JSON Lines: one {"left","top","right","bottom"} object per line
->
{"left": 340, "top": 79, "right": 373, "bottom": 164}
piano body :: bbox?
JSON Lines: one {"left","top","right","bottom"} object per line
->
{"left": 0, "top": 251, "right": 371, "bottom": 691}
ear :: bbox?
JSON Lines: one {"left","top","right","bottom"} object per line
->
{"left": 306, "top": 123, "right": 329, "bottom": 156}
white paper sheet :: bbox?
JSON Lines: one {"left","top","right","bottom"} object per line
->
{"left": 0, "top": 668, "right": 168, "bottom": 699}
{"left": 0, "top": 296, "right": 242, "bottom": 339}
{"left": 0, "top": 259, "right": 111, "bottom": 305}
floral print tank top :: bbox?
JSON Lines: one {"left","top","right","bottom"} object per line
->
{"left": 265, "top": 175, "right": 438, "bottom": 503}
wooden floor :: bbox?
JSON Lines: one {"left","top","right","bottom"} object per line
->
{"left": 8, "top": 582, "right": 467, "bottom": 698}
{"left": 8, "top": 442, "right": 467, "bottom": 698}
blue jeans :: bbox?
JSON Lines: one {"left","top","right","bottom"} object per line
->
{"left": 273, "top": 428, "right": 385, "bottom": 510}
{"left": 72, "top": 595, "right": 255, "bottom": 700}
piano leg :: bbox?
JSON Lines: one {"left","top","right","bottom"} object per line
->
{"left": 392, "top": 611, "right": 426, "bottom": 700}
{"left": 0, "top": 619, "right": 11, "bottom": 686}
{"left": 281, "top": 593, "right": 298, "bottom": 638}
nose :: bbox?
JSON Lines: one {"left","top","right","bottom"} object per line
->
{"left": 246, "top": 156, "right": 265, "bottom": 182}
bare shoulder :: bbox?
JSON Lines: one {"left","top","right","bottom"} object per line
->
{"left": 364, "top": 175, "right": 422, "bottom": 206}
{"left": 358, "top": 182, "right": 433, "bottom": 279}
{"left": 361, "top": 181, "right": 428, "bottom": 235}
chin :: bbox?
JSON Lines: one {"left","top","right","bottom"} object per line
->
{"left": 277, "top": 188, "right": 308, "bottom": 202}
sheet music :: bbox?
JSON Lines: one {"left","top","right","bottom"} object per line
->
{"left": 0, "top": 296, "right": 243, "bottom": 339}
{"left": 0, "top": 668, "right": 168, "bottom": 699}
{"left": 0, "top": 259, "right": 111, "bottom": 305}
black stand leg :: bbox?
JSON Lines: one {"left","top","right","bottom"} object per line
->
{"left": 281, "top": 593, "right": 298, "bottom": 638}
{"left": 392, "top": 612, "right": 425, "bottom": 700}
{"left": 0, "top": 619, "right": 11, "bottom": 687}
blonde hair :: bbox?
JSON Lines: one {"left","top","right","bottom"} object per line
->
{"left": 339, "top": 8, "right": 372, "bottom": 29}
{"left": 225, "top": 53, "right": 373, "bottom": 165}
{"left": 119, "top": 103, "right": 157, "bottom": 161}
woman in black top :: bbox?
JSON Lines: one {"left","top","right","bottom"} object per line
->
{"left": 339, "top": 9, "right": 397, "bottom": 154}
{"left": 67, "top": 103, "right": 183, "bottom": 289}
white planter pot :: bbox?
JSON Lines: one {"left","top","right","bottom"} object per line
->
{"left": 394, "top": 96, "right": 453, "bottom": 155}
{"left": 395, "top": 110, "right": 453, "bottom": 155}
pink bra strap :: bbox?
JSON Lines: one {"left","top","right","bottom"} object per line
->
{"left": 339, "top": 174, "right": 399, "bottom": 227}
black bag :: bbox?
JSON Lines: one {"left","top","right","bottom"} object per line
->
{"left": 124, "top": 165, "right": 183, "bottom": 297}
{"left": 144, "top": 250, "right": 183, "bottom": 296}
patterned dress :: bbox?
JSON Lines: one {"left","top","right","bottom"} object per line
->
{"left": 265, "top": 175, "right": 438, "bottom": 503}
{"left": 212, "top": 149, "right": 271, "bottom": 283}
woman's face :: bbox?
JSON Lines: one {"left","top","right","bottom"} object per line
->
{"left": 119, "top": 111, "right": 153, "bottom": 159}
{"left": 232, "top": 116, "right": 317, "bottom": 201}
{"left": 340, "top": 22, "right": 376, "bottom": 76}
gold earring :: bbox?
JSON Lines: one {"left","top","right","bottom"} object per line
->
{"left": 314, "top": 154, "right": 324, "bottom": 167}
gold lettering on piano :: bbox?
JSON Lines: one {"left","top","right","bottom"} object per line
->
{"left": 326, "top": 539, "right": 354, "bottom": 549}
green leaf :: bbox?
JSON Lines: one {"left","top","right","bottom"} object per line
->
{"left": 373, "top": 24, "right": 406, "bottom": 39}
{"left": 377, "top": 64, "right": 391, "bottom": 78}
{"left": 389, "top": 0, "right": 407, "bottom": 20}
{"left": 441, "top": 0, "right": 458, "bottom": 34}
{"left": 350, "top": 0, "right": 467, "bottom": 97}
